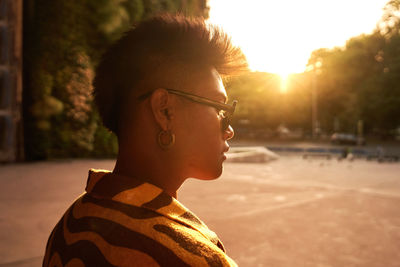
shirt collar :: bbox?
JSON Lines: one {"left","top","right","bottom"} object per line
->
{"left": 85, "top": 169, "right": 224, "bottom": 250}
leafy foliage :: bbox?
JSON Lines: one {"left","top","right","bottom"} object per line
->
{"left": 24, "top": 0, "right": 208, "bottom": 159}
{"left": 226, "top": 0, "right": 400, "bottom": 140}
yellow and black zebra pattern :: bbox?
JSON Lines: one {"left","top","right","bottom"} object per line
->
{"left": 43, "top": 169, "right": 237, "bottom": 267}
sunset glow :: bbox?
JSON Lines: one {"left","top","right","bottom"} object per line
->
{"left": 280, "top": 73, "right": 289, "bottom": 94}
{"left": 207, "top": 0, "right": 388, "bottom": 75}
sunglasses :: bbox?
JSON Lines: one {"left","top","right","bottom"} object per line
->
{"left": 138, "top": 88, "right": 237, "bottom": 132}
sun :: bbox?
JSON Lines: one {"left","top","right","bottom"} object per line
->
{"left": 207, "top": 0, "right": 387, "bottom": 76}
{"left": 279, "top": 73, "right": 290, "bottom": 94}
{"left": 206, "top": 0, "right": 314, "bottom": 75}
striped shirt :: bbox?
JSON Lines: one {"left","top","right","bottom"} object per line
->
{"left": 43, "top": 169, "right": 237, "bottom": 266}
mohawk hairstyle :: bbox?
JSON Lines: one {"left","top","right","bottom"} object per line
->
{"left": 93, "top": 13, "right": 248, "bottom": 135}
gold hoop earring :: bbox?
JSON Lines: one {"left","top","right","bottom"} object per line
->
{"left": 158, "top": 130, "right": 175, "bottom": 150}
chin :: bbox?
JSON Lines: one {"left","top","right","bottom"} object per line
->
{"left": 193, "top": 164, "right": 223, "bottom": 181}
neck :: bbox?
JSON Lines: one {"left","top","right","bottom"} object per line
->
{"left": 113, "top": 151, "right": 185, "bottom": 199}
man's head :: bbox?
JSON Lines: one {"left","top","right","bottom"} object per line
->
{"left": 93, "top": 14, "right": 248, "bottom": 136}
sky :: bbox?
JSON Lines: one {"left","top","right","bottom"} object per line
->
{"left": 207, "top": 0, "right": 389, "bottom": 75}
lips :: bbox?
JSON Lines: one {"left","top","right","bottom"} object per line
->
{"left": 222, "top": 145, "right": 229, "bottom": 161}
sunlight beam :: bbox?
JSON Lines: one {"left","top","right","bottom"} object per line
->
{"left": 207, "top": 0, "right": 387, "bottom": 74}
{"left": 279, "top": 73, "right": 289, "bottom": 94}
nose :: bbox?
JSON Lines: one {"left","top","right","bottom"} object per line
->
{"left": 223, "top": 125, "right": 234, "bottom": 140}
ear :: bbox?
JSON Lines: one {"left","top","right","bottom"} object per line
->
{"left": 150, "top": 88, "right": 174, "bottom": 131}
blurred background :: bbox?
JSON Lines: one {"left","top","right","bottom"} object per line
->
{"left": 0, "top": 0, "right": 399, "bottom": 162}
{"left": 1, "top": 1, "right": 400, "bottom": 267}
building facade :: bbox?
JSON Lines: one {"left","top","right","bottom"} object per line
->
{"left": 0, "top": 0, "right": 23, "bottom": 162}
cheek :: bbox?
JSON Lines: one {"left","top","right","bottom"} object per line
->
{"left": 194, "top": 120, "right": 224, "bottom": 166}
{"left": 178, "top": 110, "right": 225, "bottom": 179}
{"left": 179, "top": 110, "right": 221, "bottom": 152}
{"left": 192, "top": 111, "right": 221, "bottom": 143}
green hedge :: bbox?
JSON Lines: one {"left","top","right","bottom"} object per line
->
{"left": 24, "top": 0, "right": 208, "bottom": 159}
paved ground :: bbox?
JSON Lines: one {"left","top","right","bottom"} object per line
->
{"left": 1, "top": 156, "right": 400, "bottom": 266}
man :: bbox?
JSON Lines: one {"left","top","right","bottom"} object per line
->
{"left": 43, "top": 14, "right": 247, "bottom": 266}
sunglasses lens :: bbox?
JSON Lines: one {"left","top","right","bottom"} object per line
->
{"left": 221, "top": 100, "right": 236, "bottom": 131}
{"left": 221, "top": 117, "right": 229, "bottom": 131}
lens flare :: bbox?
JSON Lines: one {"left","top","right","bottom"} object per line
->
{"left": 279, "top": 73, "right": 289, "bottom": 94}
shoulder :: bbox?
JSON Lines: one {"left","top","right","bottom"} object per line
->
{"left": 44, "top": 194, "right": 236, "bottom": 266}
